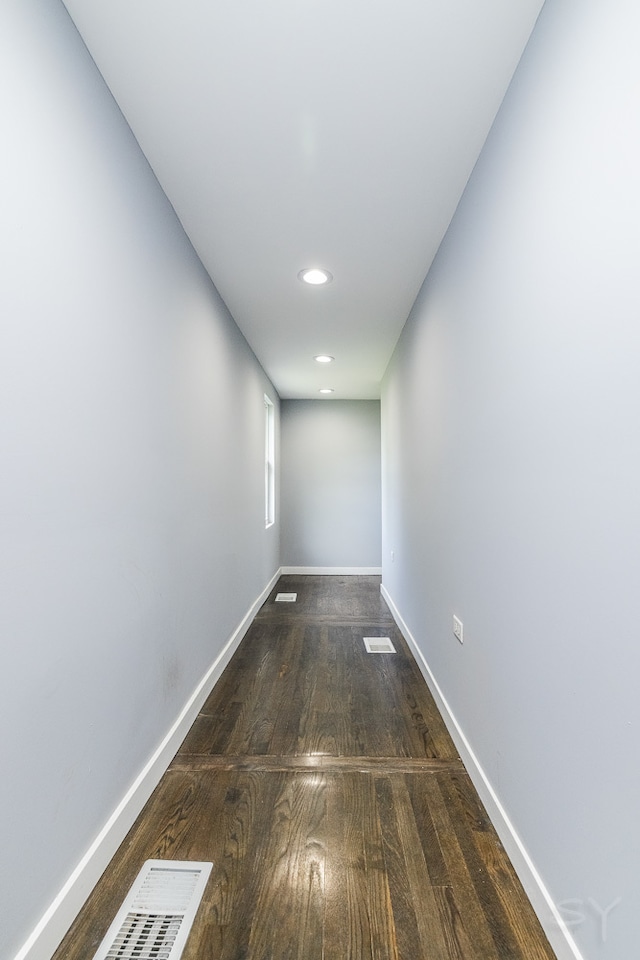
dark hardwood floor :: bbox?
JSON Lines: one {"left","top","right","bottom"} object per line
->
{"left": 54, "top": 575, "right": 556, "bottom": 960}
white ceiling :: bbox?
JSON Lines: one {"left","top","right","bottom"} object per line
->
{"left": 61, "top": 0, "right": 544, "bottom": 399}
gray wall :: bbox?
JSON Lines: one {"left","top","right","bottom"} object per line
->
{"left": 0, "top": 2, "right": 279, "bottom": 957}
{"left": 382, "top": 0, "right": 640, "bottom": 957}
{"left": 281, "top": 401, "right": 381, "bottom": 568}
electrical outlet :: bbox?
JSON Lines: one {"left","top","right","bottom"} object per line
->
{"left": 453, "top": 615, "right": 463, "bottom": 644}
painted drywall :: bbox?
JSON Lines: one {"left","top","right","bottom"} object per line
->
{"left": 0, "top": 3, "right": 279, "bottom": 957}
{"left": 381, "top": 0, "right": 640, "bottom": 957}
{"left": 281, "top": 400, "right": 381, "bottom": 568}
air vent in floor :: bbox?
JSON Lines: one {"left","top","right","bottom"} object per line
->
{"left": 92, "top": 859, "right": 212, "bottom": 960}
{"left": 363, "top": 637, "right": 396, "bottom": 653}
{"left": 275, "top": 592, "right": 297, "bottom": 602}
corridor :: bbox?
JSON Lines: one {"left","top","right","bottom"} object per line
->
{"left": 54, "top": 576, "right": 556, "bottom": 960}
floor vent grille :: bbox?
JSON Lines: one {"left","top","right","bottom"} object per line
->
{"left": 92, "top": 860, "right": 212, "bottom": 960}
{"left": 275, "top": 592, "right": 297, "bottom": 602}
{"left": 363, "top": 637, "right": 396, "bottom": 653}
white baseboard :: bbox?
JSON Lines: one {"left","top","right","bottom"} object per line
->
{"left": 380, "top": 583, "right": 585, "bottom": 960}
{"left": 280, "top": 566, "right": 382, "bottom": 575}
{"left": 14, "top": 569, "right": 281, "bottom": 960}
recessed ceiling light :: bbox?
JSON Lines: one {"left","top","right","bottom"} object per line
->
{"left": 319, "top": 388, "right": 334, "bottom": 394}
{"left": 314, "top": 355, "right": 334, "bottom": 363}
{"left": 298, "top": 267, "right": 333, "bottom": 285}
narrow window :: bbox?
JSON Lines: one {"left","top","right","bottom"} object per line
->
{"left": 264, "top": 395, "right": 275, "bottom": 527}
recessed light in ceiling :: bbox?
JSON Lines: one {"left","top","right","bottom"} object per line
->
{"left": 319, "top": 388, "right": 334, "bottom": 394}
{"left": 298, "top": 268, "right": 333, "bottom": 285}
{"left": 314, "top": 355, "right": 334, "bottom": 363}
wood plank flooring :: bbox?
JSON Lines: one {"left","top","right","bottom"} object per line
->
{"left": 53, "top": 575, "right": 557, "bottom": 960}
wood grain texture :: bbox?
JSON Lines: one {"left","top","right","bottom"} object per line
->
{"left": 53, "top": 576, "right": 556, "bottom": 960}
{"left": 184, "top": 616, "right": 455, "bottom": 759}
{"left": 256, "top": 575, "right": 395, "bottom": 623}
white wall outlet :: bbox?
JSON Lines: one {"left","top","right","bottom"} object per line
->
{"left": 453, "top": 615, "right": 464, "bottom": 644}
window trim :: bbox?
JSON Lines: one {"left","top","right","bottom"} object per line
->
{"left": 264, "top": 394, "right": 275, "bottom": 528}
